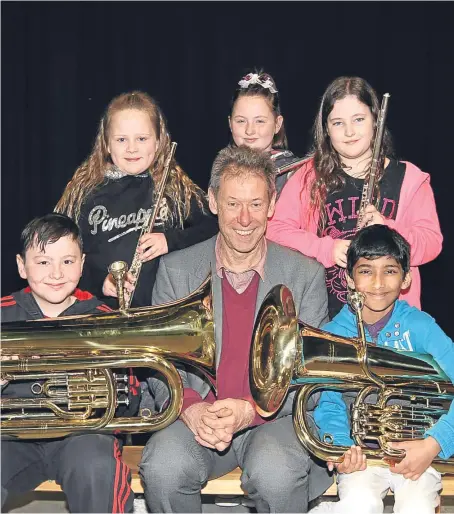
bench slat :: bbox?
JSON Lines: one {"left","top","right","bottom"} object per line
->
{"left": 35, "top": 471, "right": 245, "bottom": 495}
{"left": 33, "top": 446, "right": 454, "bottom": 498}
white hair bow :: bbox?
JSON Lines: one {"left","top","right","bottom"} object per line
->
{"left": 238, "top": 73, "right": 278, "bottom": 94}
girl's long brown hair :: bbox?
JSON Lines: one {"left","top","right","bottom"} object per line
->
{"left": 55, "top": 91, "right": 205, "bottom": 225}
{"left": 304, "top": 77, "right": 394, "bottom": 231}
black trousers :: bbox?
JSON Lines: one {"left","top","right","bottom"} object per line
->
{"left": 1, "top": 433, "right": 134, "bottom": 513}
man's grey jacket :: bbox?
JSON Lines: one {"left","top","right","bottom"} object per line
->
{"left": 147, "top": 234, "right": 329, "bottom": 417}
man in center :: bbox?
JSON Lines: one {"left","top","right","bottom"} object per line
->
{"left": 139, "top": 146, "right": 331, "bottom": 512}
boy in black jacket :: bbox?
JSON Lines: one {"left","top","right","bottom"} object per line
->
{"left": 1, "top": 213, "right": 136, "bottom": 513}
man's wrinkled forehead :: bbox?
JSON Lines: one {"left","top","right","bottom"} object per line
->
{"left": 219, "top": 167, "right": 271, "bottom": 195}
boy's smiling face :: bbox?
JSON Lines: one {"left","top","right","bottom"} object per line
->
{"left": 346, "top": 256, "right": 411, "bottom": 324}
{"left": 16, "top": 235, "right": 85, "bottom": 317}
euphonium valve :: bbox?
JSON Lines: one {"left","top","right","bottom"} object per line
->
{"left": 108, "top": 260, "right": 129, "bottom": 311}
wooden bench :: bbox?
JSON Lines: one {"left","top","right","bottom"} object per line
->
{"left": 35, "top": 446, "right": 453, "bottom": 509}
{"left": 35, "top": 446, "right": 247, "bottom": 496}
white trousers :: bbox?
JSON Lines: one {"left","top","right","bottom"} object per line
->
{"left": 309, "top": 466, "right": 442, "bottom": 514}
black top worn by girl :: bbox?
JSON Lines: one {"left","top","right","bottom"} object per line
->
{"left": 78, "top": 173, "right": 219, "bottom": 308}
{"left": 320, "top": 159, "right": 406, "bottom": 319}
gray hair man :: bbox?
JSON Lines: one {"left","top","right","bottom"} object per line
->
{"left": 139, "top": 145, "right": 331, "bottom": 513}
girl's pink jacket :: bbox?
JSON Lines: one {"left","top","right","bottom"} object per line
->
{"left": 266, "top": 158, "right": 442, "bottom": 309}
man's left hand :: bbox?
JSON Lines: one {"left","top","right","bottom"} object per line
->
{"left": 388, "top": 437, "right": 441, "bottom": 481}
{"left": 202, "top": 399, "right": 255, "bottom": 451}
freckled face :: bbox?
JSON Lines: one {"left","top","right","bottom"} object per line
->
{"left": 107, "top": 109, "right": 158, "bottom": 175}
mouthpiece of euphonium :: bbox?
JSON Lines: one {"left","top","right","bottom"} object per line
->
{"left": 109, "top": 260, "right": 129, "bottom": 279}
{"left": 347, "top": 291, "right": 365, "bottom": 313}
{"left": 108, "top": 261, "right": 129, "bottom": 311}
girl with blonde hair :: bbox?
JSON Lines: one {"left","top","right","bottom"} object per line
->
{"left": 56, "top": 91, "right": 218, "bottom": 307}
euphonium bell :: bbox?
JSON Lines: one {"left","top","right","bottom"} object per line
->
{"left": 1, "top": 276, "right": 215, "bottom": 440}
{"left": 249, "top": 285, "right": 454, "bottom": 474}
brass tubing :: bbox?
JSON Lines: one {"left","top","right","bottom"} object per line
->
{"left": 1, "top": 355, "right": 184, "bottom": 438}
{"left": 1, "top": 369, "right": 116, "bottom": 436}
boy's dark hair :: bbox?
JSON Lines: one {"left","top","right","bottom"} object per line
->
{"left": 347, "top": 225, "right": 410, "bottom": 276}
{"left": 20, "top": 213, "right": 83, "bottom": 259}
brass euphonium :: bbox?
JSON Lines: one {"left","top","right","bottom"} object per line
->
{"left": 249, "top": 285, "right": 454, "bottom": 474}
{"left": 0, "top": 276, "right": 215, "bottom": 439}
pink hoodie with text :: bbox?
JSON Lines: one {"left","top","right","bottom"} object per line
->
{"left": 266, "top": 158, "right": 442, "bottom": 309}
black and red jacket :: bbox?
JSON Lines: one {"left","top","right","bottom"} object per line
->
{"left": 1, "top": 288, "right": 140, "bottom": 417}
{"left": 1, "top": 287, "right": 111, "bottom": 322}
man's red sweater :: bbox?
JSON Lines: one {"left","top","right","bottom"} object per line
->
{"left": 182, "top": 273, "right": 265, "bottom": 427}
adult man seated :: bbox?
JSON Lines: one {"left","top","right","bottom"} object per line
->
{"left": 139, "top": 146, "right": 331, "bottom": 513}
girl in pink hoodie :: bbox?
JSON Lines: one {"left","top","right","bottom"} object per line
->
{"left": 267, "top": 76, "right": 442, "bottom": 318}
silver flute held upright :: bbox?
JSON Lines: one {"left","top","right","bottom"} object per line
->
{"left": 124, "top": 142, "right": 177, "bottom": 309}
{"left": 356, "top": 93, "right": 390, "bottom": 230}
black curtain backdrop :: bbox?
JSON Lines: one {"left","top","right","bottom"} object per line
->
{"left": 2, "top": 1, "right": 453, "bottom": 331}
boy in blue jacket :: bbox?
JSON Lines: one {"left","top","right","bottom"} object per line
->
{"left": 311, "top": 225, "right": 454, "bottom": 514}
